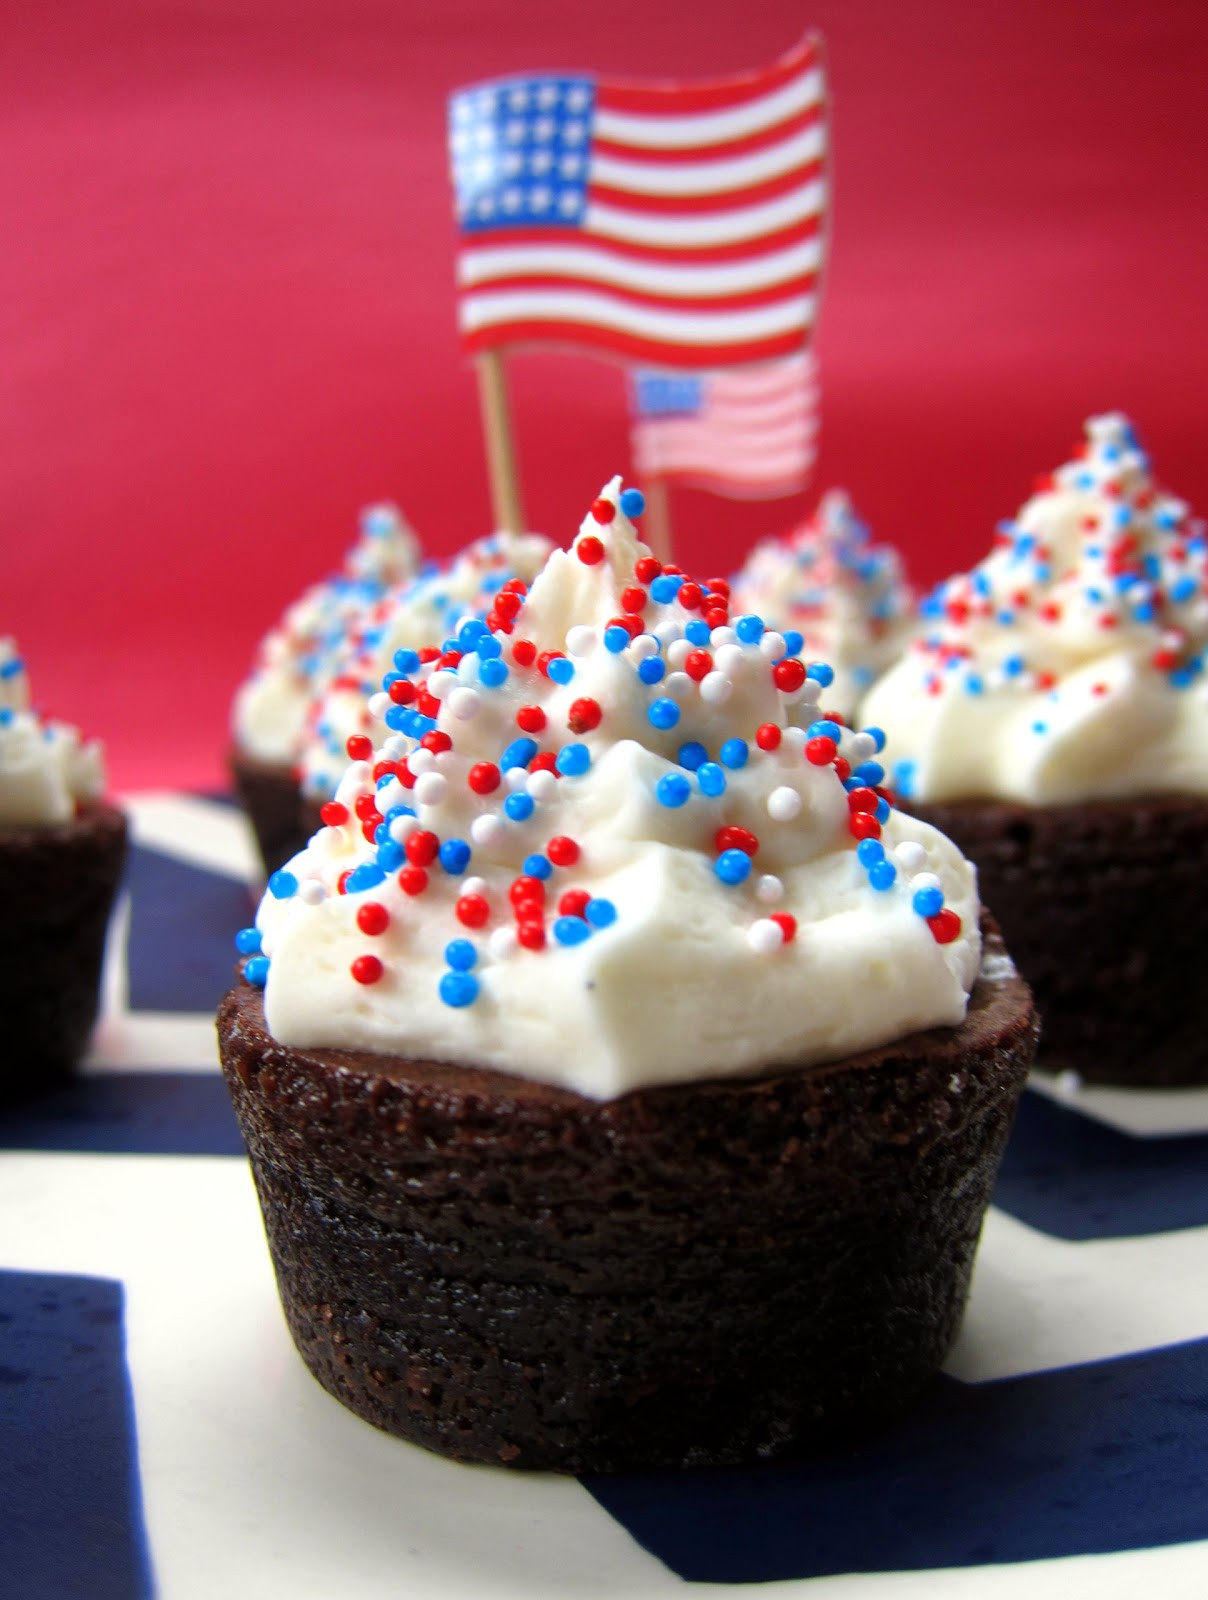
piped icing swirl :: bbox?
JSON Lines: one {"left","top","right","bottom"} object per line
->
{"left": 862, "top": 415, "right": 1208, "bottom": 805}
{"left": 0, "top": 640, "right": 106, "bottom": 826}
{"left": 232, "top": 503, "right": 421, "bottom": 764}
{"left": 730, "top": 490, "right": 914, "bottom": 718}
{"left": 246, "top": 481, "right": 980, "bottom": 1100}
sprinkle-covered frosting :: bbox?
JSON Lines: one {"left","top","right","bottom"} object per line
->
{"left": 0, "top": 639, "right": 106, "bottom": 826}
{"left": 245, "top": 480, "right": 980, "bottom": 1101}
{"left": 730, "top": 490, "right": 914, "bottom": 719}
{"left": 232, "top": 503, "right": 421, "bottom": 764}
{"left": 863, "top": 415, "right": 1208, "bottom": 805}
{"left": 298, "top": 530, "right": 552, "bottom": 800}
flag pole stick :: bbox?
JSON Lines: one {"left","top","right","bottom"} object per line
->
{"left": 476, "top": 349, "right": 526, "bottom": 534}
{"left": 642, "top": 475, "right": 673, "bottom": 566}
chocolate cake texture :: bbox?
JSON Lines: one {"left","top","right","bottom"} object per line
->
{"left": 229, "top": 747, "right": 311, "bottom": 876}
{"left": 218, "top": 922, "right": 1036, "bottom": 1472}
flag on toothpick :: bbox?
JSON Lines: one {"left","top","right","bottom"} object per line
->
{"left": 629, "top": 351, "right": 819, "bottom": 499}
{"left": 448, "top": 35, "right": 827, "bottom": 369}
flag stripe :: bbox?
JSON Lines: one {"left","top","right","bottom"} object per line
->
{"left": 457, "top": 236, "right": 823, "bottom": 297}
{"left": 457, "top": 271, "right": 819, "bottom": 317}
{"left": 463, "top": 320, "right": 807, "bottom": 368}
{"left": 592, "top": 101, "right": 823, "bottom": 167}
{"left": 461, "top": 287, "right": 813, "bottom": 342}
{"left": 590, "top": 130, "right": 825, "bottom": 198}
{"left": 459, "top": 214, "right": 822, "bottom": 268}
{"left": 584, "top": 178, "right": 825, "bottom": 249}
{"left": 594, "top": 38, "right": 821, "bottom": 121}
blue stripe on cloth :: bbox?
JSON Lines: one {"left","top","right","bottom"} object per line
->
{"left": 126, "top": 843, "right": 253, "bottom": 1013}
{"left": 0, "top": 1270, "right": 153, "bottom": 1600}
{"left": 0, "top": 1072, "right": 243, "bottom": 1157}
{"left": 583, "top": 1337, "right": 1208, "bottom": 1583}
{"left": 992, "top": 1089, "right": 1208, "bottom": 1240}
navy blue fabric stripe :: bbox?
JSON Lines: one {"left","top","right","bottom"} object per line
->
{"left": 584, "top": 1337, "right": 1208, "bottom": 1583}
{"left": 0, "top": 1270, "right": 154, "bottom": 1600}
{"left": 126, "top": 843, "right": 253, "bottom": 1013}
{"left": 992, "top": 1089, "right": 1208, "bottom": 1240}
{"left": 0, "top": 1071, "right": 243, "bottom": 1157}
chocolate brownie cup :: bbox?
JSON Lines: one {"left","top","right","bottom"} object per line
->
{"left": 0, "top": 639, "right": 127, "bottom": 1100}
{"left": 219, "top": 923, "right": 1034, "bottom": 1472}
{"left": 863, "top": 414, "right": 1208, "bottom": 1086}
{"left": 228, "top": 747, "right": 310, "bottom": 877}
{"left": 219, "top": 480, "right": 1033, "bottom": 1470}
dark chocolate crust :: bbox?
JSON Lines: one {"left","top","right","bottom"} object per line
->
{"left": 0, "top": 801, "right": 127, "bottom": 1100}
{"left": 218, "top": 925, "right": 1036, "bottom": 1472}
{"left": 228, "top": 747, "right": 311, "bottom": 876}
{"left": 912, "top": 793, "right": 1208, "bottom": 1087}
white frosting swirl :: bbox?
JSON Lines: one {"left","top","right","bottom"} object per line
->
{"left": 298, "top": 530, "right": 552, "bottom": 799}
{"left": 731, "top": 489, "right": 914, "bottom": 719}
{"left": 862, "top": 415, "right": 1208, "bottom": 805}
{"left": 232, "top": 504, "right": 421, "bottom": 763}
{"left": 250, "top": 481, "right": 980, "bottom": 1101}
{"left": 0, "top": 639, "right": 106, "bottom": 826}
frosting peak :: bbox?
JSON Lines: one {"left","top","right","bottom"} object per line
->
{"left": 249, "top": 482, "right": 980, "bottom": 1100}
{"left": 0, "top": 639, "right": 106, "bottom": 826}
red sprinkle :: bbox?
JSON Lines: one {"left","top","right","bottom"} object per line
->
{"left": 517, "top": 920, "right": 546, "bottom": 950}
{"left": 849, "top": 813, "right": 882, "bottom": 841}
{"left": 346, "top": 735, "right": 372, "bottom": 762}
{"left": 494, "top": 590, "right": 523, "bottom": 621}
{"left": 706, "top": 577, "right": 731, "bottom": 599}
{"left": 928, "top": 909, "right": 962, "bottom": 945}
{"left": 516, "top": 704, "right": 546, "bottom": 733}
{"left": 703, "top": 605, "right": 729, "bottom": 630}
{"left": 558, "top": 888, "right": 591, "bottom": 918}
{"left": 769, "top": 912, "right": 797, "bottom": 943}
{"left": 833, "top": 756, "right": 852, "bottom": 782}
{"left": 354, "top": 793, "right": 381, "bottom": 822}
{"left": 684, "top": 649, "right": 712, "bottom": 681}
{"left": 547, "top": 835, "right": 580, "bottom": 867}
{"left": 468, "top": 762, "right": 501, "bottom": 795}
{"left": 456, "top": 894, "right": 490, "bottom": 928}
{"left": 405, "top": 830, "right": 440, "bottom": 867}
{"left": 398, "top": 866, "right": 428, "bottom": 896}
{"left": 421, "top": 730, "right": 452, "bottom": 753}
{"left": 319, "top": 801, "right": 348, "bottom": 827}
{"left": 677, "top": 581, "right": 703, "bottom": 611}
{"left": 805, "top": 736, "right": 837, "bottom": 766}
{"left": 388, "top": 679, "right": 416, "bottom": 705}
{"left": 846, "top": 787, "right": 880, "bottom": 815}
{"left": 361, "top": 821, "right": 380, "bottom": 844}
{"left": 578, "top": 535, "right": 605, "bottom": 564}
{"left": 356, "top": 902, "right": 389, "bottom": 936}
{"left": 715, "top": 825, "right": 759, "bottom": 857}
{"left": 417, "top": 691, "right": 441, "bottom": 718}
{"left": 510, "top": 875, "right": 546, "bottom": 909}
{"left": 337, "top": 870, "right": 353, "bottom": 895}
{"left": 567, "top": 697, "right": 602, "bottom": 733}
{"left": 773, "top": 658, "right": 807, "bottom": 693}
{"left": 755, "top": 723, "right": 782, "bottom": 751}
{"left": 512, "top": 639, "right": 537, "bottom": 667}
{"left": 634, "top": 556, "right": 661, "bottom": 584}
{"left": 589, "top": 499, "right": 616, "bottom": 525}
{"left": 530, "top": 751, "right": 560, "bottom": 775}
{"left": 621, "top": 586, "right": 647, "bottom": 614}
{"left": 350, "top": 955, "right": 383, "bottom": 985}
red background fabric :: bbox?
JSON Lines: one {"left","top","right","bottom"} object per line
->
{"left": 6, "top": 0, "right": 1207, "bottom": 791}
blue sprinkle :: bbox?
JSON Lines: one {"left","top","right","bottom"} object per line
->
{"left": 268, "top": 870, "right": 298, "bottom": 900}
{"left": 504, "top": 792, "right": 535, "bottom": 822}
{"left": 715, "top": 849, "right": 752, "bottom": 886}
{"left": 893, "top": 758, "right": 917, "bottom": 798}
{"left": 619, "top": 487, "right": 646, "bottom": 518}
{"left": 0, "top": 657, "right": 23, "bottom": 680}
{"left": 439, "top": 971, "right": 479, "bottom": 1007}
{"left": 377, "top": 840, "right": 405, "bottom": 872}
{"left": 393, "top": 648, "right": 420, "bottom": 675}
{"left": 853, "top": 761, "right": 885, "bottom": 787}
{"left": 445, "top": 938, "right": 478, "bottom": 971}
{"left": 996, "top": 611, "right": 1016, "bottom": 627}
{"left": 604, "top": 625, "right": 631, "bottom": 653}
{"left": 235, "top": 927, "right": 262, "bottom": 956}
{"left": 1032, "top": 720, "right": 1048, "bottom": 734}
{"left": 650, "top": 574, "right": 683, "bottom": 604}
{"left": 965, "top": 674, "right": 985, "bottom": 696}
{"left": 735, "top": 614, "right": 764, "bottom": 644}
{"left": 547, "top": 655, "right": 575, "bottom": 685}
{"left": 783, "top": 629, "right": 804, "bottom": 657}
{"left": 384, "top": 705, "right": 410, "bottom": 733}
{"left": 1003, "top": 655, "right": 1026, "bottom": 678}
{"left": 874, "top": 798, "right": 891, "bottom": 824}
{"left": 868, "top": 860, "right": 897, "bottom": 891}
{"left": 523, "top": 853, "right": 553, "bottom": 880}
{"left": 697, "top": 762, "right": 726, "bottom": 797}
{"left": 345, "top": 862, "right": 387, "bottom": 893}
{"left": 1171, "top": 575, "right": 1198, "bottom": 604}
{"left": 244, "top": 955, "right": 270, "bottom": 988}
{"left": 656, "top": 773, "right": 691, "bottom": 808}
{"left": 476, "top": 633, "right": 502, "bottom": 660}
{"left": 678, "top": 740, "right": 707, "bottom": 771}
{"left": 1134, "top": 601, "right": 1156, "bottom": 624}
{"left": 719, "top": 738, "right": 748, "bottom": 769}
{"left": 856, "top": 839, "right": 885, "bottom": 868}
{"left": 458, "top": 619, "right": 488, "bottom": 651}
{"left": 806, "top": 662, "right": 834, "bottom": 686}
{"left": 556, "top": 743, "right": 590, "bottom": 777}
{"left": 479, "top": 658, "right": 509, "bottom": 688}
{"left": 501, "top": 736, "right": 538, "bottom": 771}
{"left": 384, "top": 805, "right": 416, "bottom": 825}
{"left": 638, "top": 655, "right": 666, "bottom": 684}
{"left": 647, "top": 698, "right": 680, "bottom": 730}
{"left": 553, "top": 915, "right": 592, "bottom": 946}
{"left": 912, "top": 885, "right": 944, "bottom": 918}
{"left": 0, "top": 708, "right": 11, "bottom": 727}
{"left": 863, "top": 725, "right": 887, "bottom": 753}
{"left": 808, "top": 720, "right": 842, "bottom": 742}
{"left": 585, "top": 897, "right": 617, "bottom": 928}
{"left": 439, "top": 838, "right": 471, "bottom": 874}
{"left": 685, "top": 619, "right": 711, "bottom": 646}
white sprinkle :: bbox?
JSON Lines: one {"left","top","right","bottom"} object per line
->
{"left": 488, "top": 925, "right": 519, "bottom": 960}
{"left": 367, "top": 691, "right": 390, "bottom": 719}
{"left": 297, "top": 879, "right": 327, "bottom": 906}
{"left": 894, "top": 841, "right": 926, "bottom": 873}
{"left": 448, "top": 687, "right": 481, "bottom": 721}
{"left": 457, "top": 654, "right": 480, "bottom": 684}
{"left": 710, "top": 625, "right": 737, "bottom": 648}
{"left": 381, "top": 735, "right": 408, "bottom": 761}
{"left": 663, "top": 670, "right": 693, "bottom": 701}
{"left": 471, "top": 813, "right": 506, "bottom": 848}
{"left": 666, "top": 638, "right": 692, "bottom": 669}
{"left": 912, "top": 870, "right": 942, "bottom": 893}
{"left": 426, "top": 671, "right": 455, "bottom": 701}
{"left": 747, "top": 919, "right": 783, "bottom": 954}
{"left": 699, "top": 671, "right": 732, "bottom": 705}
{"left": 797, "top": 678, "right": 822, "bottom": 705}
{"left": 408, "top": 747, "right": 434, "bottom": 776}
{"left": 388, "top": 812, "right": 420, "bottom": 844}
{"left": 566, "top": 624, "right": 597, "bottom": 658}
{"left": 781, "top": 726, "right": 807, "bottom": 752}
{"left": 847, "top": 732, "right": 877, "bottom": 763}
{"left": 527, "top": 768, "right": 558, "bottom": 801}
{"left": 414, "top": 772, "right": 448, "bottom": 807}
{"left": 375, "top": 777, "right": 407, "bottom": 815}
{"left": 759, "top": 631, "right": 786, "bottom": 661}
{"left": 461, "top": 875, "right": 488, "bottom": 898}
{"left": 755, "top": 873, "right": 784, "bottom": 904}
{"left": 504, "top": 765, "right": 530, "bottom": 792}
{"left": 628, "top": 633, "right": 659, "bottom": 661}
{"left": 713, "top": 643, "right": 745, "bottom": 675}
{"left": 767, "top": 785, "right": 802, "bottom": 821}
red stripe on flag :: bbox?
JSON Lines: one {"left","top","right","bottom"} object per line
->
{"left": 456, "top": 214, "right": 822, "bottom": 267}
{"left": 595, "top": 34, "right": 820, "bottom": 117}
{"left": 462, "top": 320, "right": 806, "bottom": 368}
{"left": 588, "top": 159, "right": 824, "bottom": 215}
{"left": 592, "top": 102, "right": 823, "bottom": 165}
{"left": 460, "top": 271, "right": 818, "bottom": 315}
